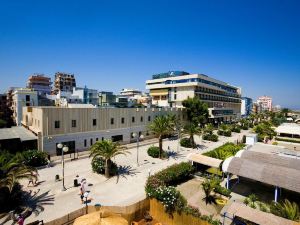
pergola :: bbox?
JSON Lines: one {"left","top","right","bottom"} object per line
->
{"left": 188, "top": 153, "right": 222, "bottom": 168}
{"left": 222, "top": 151, "right": 300, "bottom": 202}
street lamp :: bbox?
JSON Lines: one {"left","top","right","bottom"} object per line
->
{"left": 132, "top": 133, "right": 144, "bottom": 166}
{"left": 57, "top": 143, "right": 69, "bottom": 191}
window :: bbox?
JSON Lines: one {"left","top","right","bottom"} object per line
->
{"left": 161, "top": 95, "right": 167, "bottom": 100}
{"left": 55, "top": 120, "right": 60, "bottom": 128}
{"left": 26, "top": 95, "right": 30, "bottom": 101}
{"left": 174, "top": 94, "right": 177, "bottom": 100}
{"left": 132, "top": 117, "right": 135, "bottom": 123}
{"left": 102, "top": 137, "right": 104, "bottom": 141}
{"left": 71, "top": 120, "right": 76, "bottom": 127}
{"left": 153, "top": 96, "right": 160, "bottom": 100}
{"left": 110, "top": 118, "right": 114, "bottom": 125}
{"left": 90, "top": 139, "right": 93, "bottom": 145}
{"left": 148, "top": 116, "right": 151, "bottom": 121}
{"left": 84, "top": 139, "right": 87, "bottom": 147}
{"left": 140, "top": 116, "right": 143, "bottom": 122}
{"left": 121, "top": 117, "right": 125, "bottom": 124}
{"left": 96, "top": 138, "right": 98, "bottom": 142}
{"left": 93, "top": 119, "right": 97, "bottom": 126}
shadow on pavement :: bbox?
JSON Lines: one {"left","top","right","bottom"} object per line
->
{"left": 115, "top": 165, "right": 140, "bottom": 183}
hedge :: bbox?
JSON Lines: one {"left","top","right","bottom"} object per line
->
{"left": 275, "top": 137, "right": 300, "bottom": 144}
{"left": 180, "top": 138, "right": 194, "bottom": 148}
{"left": 203, "top": 133, "right": 219, "bottom": 142}
{"left": 147, "top": 146, "right": 167, "bottom": 158}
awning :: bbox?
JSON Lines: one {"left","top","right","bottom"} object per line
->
{"left": 0, "top": 126, "right": 37, "bottom": 141}
{"left": 149, "top": 89, "right": 168, "bottom": 96}
{"left": 225, "top": 202, "right": 297, "bottom": 225}
{"left": 188, "top": 153, "right": 222, "bottom": 168}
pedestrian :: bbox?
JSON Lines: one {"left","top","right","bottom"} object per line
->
{"left": 168, "top": 146, "right": 170, "bottom": 151}
{"left": 80, "top": 179, "right": 86, "bottom": 204}
{"left": 17, "top": 214, "right": 24, "bottom": 225}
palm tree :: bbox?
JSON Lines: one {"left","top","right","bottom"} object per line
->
{"left": 182, "top": 123, "right": 201, "bottom": 148}
{"left": 0, "top": 153, "right": 37, "bottom": 192}
{"left": 270, "top": 199, "right": 300, "bottom": 221}
{"left": 201, "top": 177, "right": 220, "bottom": 204}
{"left": 148, "top": 115, "right": 175, "bottom": 158}
{"left": 89, "top": 140, "right": 130, "bottom": 178}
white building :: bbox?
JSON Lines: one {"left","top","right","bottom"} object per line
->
{"left": 257, "top": 96, "right": 272, "bottom": 111}
{"left": 146, "top": 71, "right": 242, "bottom": 122}
{"left": 11, "top": 88, "right": 38, "bottom": 126}
{"left": 120, "top": 88, "right": 142, "bottom": 97}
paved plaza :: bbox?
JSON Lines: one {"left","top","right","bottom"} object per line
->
{"left": 17, "top": 130, "right": 249, "bottom": 224}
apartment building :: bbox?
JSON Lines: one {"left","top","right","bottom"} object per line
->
{"left": 146, "top": 71, "right": 241, "bottom": 122}
{"left": 27, "top": 74, "right": 52, "bottom": 96}
{"left": 120, "top": 88, "right": 142, "bottom": 97}
{"left": 257, "top": 96, "right": 272, "bottom": 111}
{"left": 11, "top": 88, "right": 38, "bottom": 125}
{"left": 98, "top": 91, "right": 116, "bottom": 106}
{"left": 22, "top": 106, "right": 184, "bottom": 155}
{"left": 72, "top": 86, "right": 99, "bottom": 105}
{"left": 53, "top": 72, "right": 76, "bottom": 94}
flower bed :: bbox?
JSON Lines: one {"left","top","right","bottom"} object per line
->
{"left": 145, "top": 162, "right": 221, "bottom": 225}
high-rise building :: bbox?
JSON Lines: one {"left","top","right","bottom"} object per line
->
{"left": 146, "top": 71, "right": 241, "bottom": 122}
{"left": 53, "top": 72, "right": 76, "bottom": 94}
{"left": 257, "top": 96, "right": 272, "bottom": 111}
{"left": 27, "top": 74, "right": 52, "bottom": 96}
{"left": 241, "top": 97, "right": 253, "bottom": 117}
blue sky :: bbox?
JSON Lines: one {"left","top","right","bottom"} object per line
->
{"left": 0, "top": 0, "right": 299, "bottom": 108}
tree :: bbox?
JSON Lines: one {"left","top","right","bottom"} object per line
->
{"left": 148, "top": 115, "right": 175, "bottom": 158}
{"left": 0, "top": 152, "right": 37, "bottom": 192}
{"left": 182, "top": 123, "right": 201, "bottom": 148}
{"left": 182, "top": 97, "right": 209, "bottom": 126}
{"left": 201, "top": 177, "right": 220, "bottom": 204}
{"left": 270, "top": 199, "right": 300, "bottom": 221}
{"left": 281, "top": 108, "right": 290, "bottom": 118}
{"left": 89, "top": 140, "right": 129, "bottom": 178}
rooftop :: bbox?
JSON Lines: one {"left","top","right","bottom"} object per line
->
{"left": 0, "top": 126, "right": 37, "bottom": 141}
{"left": 276, "top": 123, "right": 300, "bottom": 136}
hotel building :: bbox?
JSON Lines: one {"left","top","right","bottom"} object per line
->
{"left": 257, "top": 96, "right": 272, "bottom": 112}
{"left": 146, "top": 71, "right": 241, "bottom": 122}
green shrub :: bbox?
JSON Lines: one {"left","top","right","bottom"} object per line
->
{"left": 22, "top": 150, "right": 48, "bottom": 167}
{"left": 241, "top": 125, "right": 249, "bottom": 130}
{"left": 275, "top": 137, "right": 300, "bottom": 144}
{"left": 214, "top": 185, "right": 231, "bottom": 197}
{"left": 91, "top": 157, "right": 118, "bottom": 175}
{"left": 180, "top": 138, "right": 193, "bottom": 148}
{"left": 272, "top": 141, "right": 278, "bottom": 145}
{"left": 203, "top": 142, "right": 245, "bottom": 160}
{"left": 243, "top": 198, "right": 250, "bottom": 206}
{"left": 203, "top": 133, "right": 219, "bottom": 142}
{"left": 147, "top": 146, "right": 167, "bottom": 158}
{"left": 231, "top": 126, "right": 241, "bottom": 133}
{"left": 146, "top": 162, "right": 195, "bottom": 196}
{"left": 218, "top": 130, "right": 232, "bottom": 137}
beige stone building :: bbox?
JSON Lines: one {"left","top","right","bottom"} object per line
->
{"left": 22, "top": 106, "right": 184, "bottom": 155}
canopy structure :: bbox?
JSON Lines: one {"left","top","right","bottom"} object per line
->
{"left": 188, "top": 153, "right": 222, "bottom": 168}
{"left": 225, "top": 202, "right": 298, "bottom": 225}
{"left": 276, "top": 123, "right": 300, "bottom": 137}
{"left": 236, "top": 150, "right": 300, "bottom": 171}
{"left": 0, "top": 126, "right": 37, "bottom": 141}
{"left": 222, "top": 157, "right": 300, "bottom": 194}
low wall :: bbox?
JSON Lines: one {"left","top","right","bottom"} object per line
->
{"left": 44, "top": 198, "right": 149, "bottom": 225}
{"left": 150, "top": 199, "right": 211, "bottom": 225}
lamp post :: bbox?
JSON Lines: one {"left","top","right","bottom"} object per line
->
{"left": 132, "top": 133, "right": 144, "bottom": 166}
{"left": 57, "top": 143, "right": 69, "bottom": 191}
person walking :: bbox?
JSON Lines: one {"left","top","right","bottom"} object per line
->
{"left": 17, "top": 215, "right": 24, "bottom": 225}
{"left": 79, "top": 179, "right": 86, "bottom": 204}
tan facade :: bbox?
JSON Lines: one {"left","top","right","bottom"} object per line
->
{"left": 22, "top": 107, "right": 185, "bottom": 155}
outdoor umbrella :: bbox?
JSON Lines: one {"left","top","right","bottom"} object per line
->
{"left": 73, "top": 209, "right": 128, "bottom": 225}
